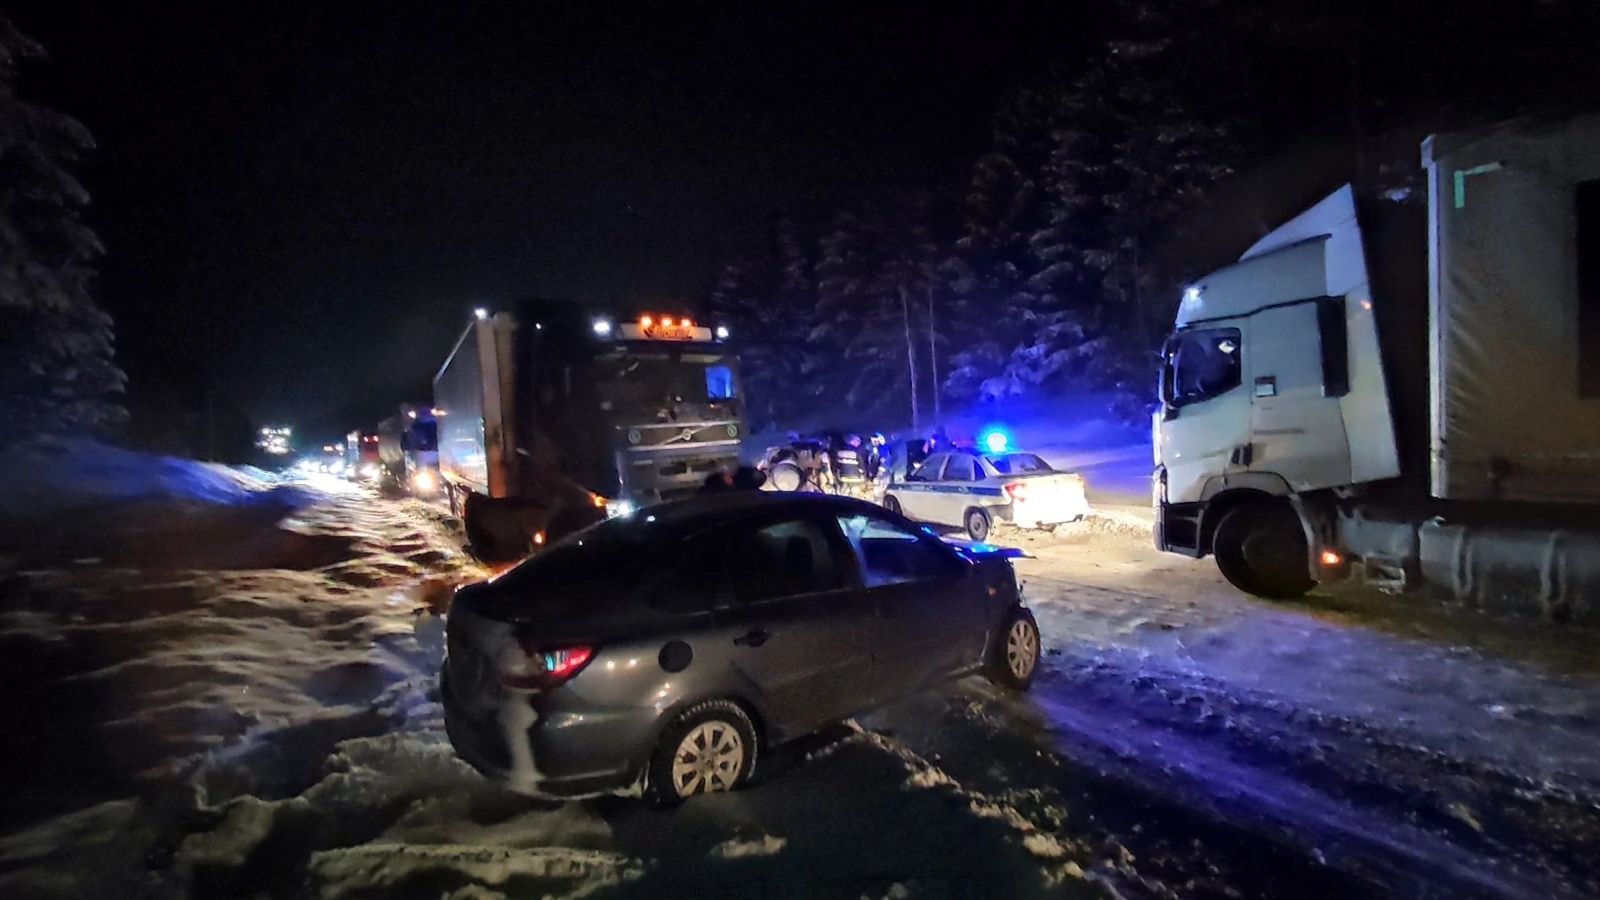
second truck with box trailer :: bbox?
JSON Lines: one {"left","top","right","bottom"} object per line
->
{"left": 433, "top": 300, "right": 745, "bottom": 555}
{"left": 1155, "top": 112, "right": 1600, "bottom": 620}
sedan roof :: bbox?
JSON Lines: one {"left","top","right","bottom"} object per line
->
{"left": 636, "top": 490, "right": 881, "bottom": 531}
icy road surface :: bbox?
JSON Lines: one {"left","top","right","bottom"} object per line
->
{"left": 4, "top": 483, "right": 1600, "bottom": 898}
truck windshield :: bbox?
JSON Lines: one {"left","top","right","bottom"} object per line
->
{"left": 408, "top": 421, "right": 437, "bottom": 452}
{"left": 598, "top": 352, "right": 739, "bottom": 417}
{"left": 1163, "top": 328, "right": 1242, "bottom": 407}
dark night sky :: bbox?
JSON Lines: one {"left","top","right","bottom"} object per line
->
{"left": 10, "top": 1, "right": 1093, "bottom": 439}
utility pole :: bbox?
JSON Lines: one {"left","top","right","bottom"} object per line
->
{"left": 926, "top": 285, "right": 940, "bottom": 424}
{"left": 900, "top": 286, "right": 920, "bottom": 432}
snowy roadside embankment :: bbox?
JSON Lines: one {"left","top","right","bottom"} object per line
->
{"left": 0, "top": 439, "right": 304, "bottom": 513}
{"left": 0, "top": 455, "right": 488, "bottom": 898}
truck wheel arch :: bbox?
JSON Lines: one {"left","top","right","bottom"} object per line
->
{"left": 1200, "top": 487, "right": 1293, "bottom": 555}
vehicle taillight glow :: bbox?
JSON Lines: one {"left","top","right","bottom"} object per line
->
{"left": 498, "top": 642, "right": 595, "bottom": 690}
{"left": 1003, "top": 482, "right": 1027, "bottom": 501}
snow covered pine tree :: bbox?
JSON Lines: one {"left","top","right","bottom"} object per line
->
{"left": 0, "top": 17, "right": 125, "bottom": 444}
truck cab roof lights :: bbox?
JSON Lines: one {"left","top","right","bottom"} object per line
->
{"left": 639, "top": 315, "right": 653, "bottom": 328}
{"left": 715, "top": 325, "right": 730, "bottom": 340}
{"left": 592, "top": 318, "right": 613, "bottom": 336}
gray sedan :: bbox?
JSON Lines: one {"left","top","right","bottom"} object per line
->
{"left": 443, "top": 491, "right": 1040, "bottom": 804}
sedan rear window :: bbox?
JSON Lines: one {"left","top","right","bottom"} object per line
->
{"left": 490, "top": 518, "right": 658, "bottom": 614}
{"left": 985, "top": 453, "right": 1053, "bottom": 475}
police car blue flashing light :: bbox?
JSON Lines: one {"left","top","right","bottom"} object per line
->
{"left": 980, "top": 429, "right": 1010, "bottom": 454}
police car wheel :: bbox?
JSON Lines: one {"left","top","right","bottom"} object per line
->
{"left": 964, "top": 507, "right": 992, "bottom": 542}
{"left": 883, "top": 495, "right": 902, "bottom": 515}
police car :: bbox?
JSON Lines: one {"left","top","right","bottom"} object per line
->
{"left": 883, "top": 435, "right": 1091, "bottom": 541}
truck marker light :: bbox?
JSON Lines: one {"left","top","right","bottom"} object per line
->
{"left": 680, "top": 317, "right": 693, "bottom": 328}
{"left": 592, "top": 319, "right": 613, "bottom": 336}
{"left": 640, "top": 315, "right": 654, "bottom": 329}
{"left": 716, "top": 325, "right": 730, "bottom": 339}
{"left": 533, "top": 531, "right": 546, "bottom": 546}
{"left": 1320, "top": 549, "right": 1343, "bottom": 567}
{"left": 661, "top": 317, "right": 675, "bottom": 327}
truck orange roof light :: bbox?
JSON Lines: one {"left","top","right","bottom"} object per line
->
{"left": 640, "top": 314, "right": 654, "bottom": 328}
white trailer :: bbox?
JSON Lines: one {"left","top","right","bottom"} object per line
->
{"left": 1155, "top": 113, "right": 1600, "bottom": 620}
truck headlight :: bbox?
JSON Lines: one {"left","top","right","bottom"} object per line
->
{"left": 411, "top": 469, "right": 437, "bottom": 493}
{"left": 359, "top": 463, "right": 379, "bottom": 480}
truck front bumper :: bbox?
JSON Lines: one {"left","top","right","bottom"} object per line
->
{"left": 1156, "top": 501, "right": 1206, "bottom": 557}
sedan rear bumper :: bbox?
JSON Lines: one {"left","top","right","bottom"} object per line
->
{"left": 996, "top": 500, "right": 1091, "bottom": 528}
{"left": 442, "top": 672, "right": 653, "bottom": 799}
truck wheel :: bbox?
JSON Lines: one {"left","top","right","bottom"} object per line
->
{"left": 461, "top": 492, "right": 494, "bottom": 555}
{"left": 1212, "top": 502, "right": 1315, "bottom": 599}
{"left": 964, "top": 507, "right": 992, "bottom": 542}
{"left": 768, "top": 461, "right": 804, "bottom": 492}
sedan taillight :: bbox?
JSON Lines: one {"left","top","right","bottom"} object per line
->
{"left": 1003, "top": 481, "right": 1027, "bottom": 501}
{"left": 497, "top": 641, "right": 595, "bottom": 690}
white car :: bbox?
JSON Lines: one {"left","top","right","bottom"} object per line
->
{"left": 883, "top": 449, "right": 1090, "bottom": 541}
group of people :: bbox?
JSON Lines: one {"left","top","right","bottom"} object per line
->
{"left": 826, "top": 425, "right": 953, "bottom": 491}
{"left": 701, "top": 423, "right": 958, "bottom": 497}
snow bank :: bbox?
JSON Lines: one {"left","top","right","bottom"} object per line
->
{"left": 0, "top": 438, "right": 301, "bottom": 514}
{"left": 708, "top": 834, "right": 788, "bottom": 859}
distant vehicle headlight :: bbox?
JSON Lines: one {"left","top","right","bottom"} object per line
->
{"left": 411, "top": 469, "right": 438, "bottom": 493}
{"left": 359, "top": 463, "right": 379, "bottom": 480}
{"left": 605, "top": 498, "right": 636, "bottom": 519}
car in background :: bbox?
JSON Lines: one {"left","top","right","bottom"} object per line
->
{"left": 883, "top": 449, "right": 1090, "bottom": 541}
{"left": 442, "top": 491, "right": 1040, "bottom": 804}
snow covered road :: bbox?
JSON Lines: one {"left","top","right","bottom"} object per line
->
{"left": 4, "top": 481, "right": 1600, "bottom": 898}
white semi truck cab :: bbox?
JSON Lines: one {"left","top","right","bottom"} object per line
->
{"left": 1156, "top": 113, "right": 1600, "bottom": 616}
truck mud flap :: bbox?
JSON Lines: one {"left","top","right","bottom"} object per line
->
{"left": 462, "top": 494, "right": 551, "bottom": 562}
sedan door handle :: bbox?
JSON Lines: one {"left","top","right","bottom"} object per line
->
{"left": 733, "top": 628, "right": 770, "bottom": 648}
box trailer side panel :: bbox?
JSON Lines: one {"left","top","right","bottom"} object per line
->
{"left": 434, "top": 322, "right": 495, "bottom": 497}
{"left": 1425, "top": 113, "right": 1600, "bottom": 503}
